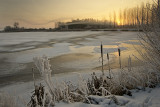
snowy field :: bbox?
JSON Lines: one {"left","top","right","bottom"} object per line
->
{"left": 0, "top": 31, "right": 141, "bottom": 87}
{"left": 0, "top": 31, "right": 153, "bottom": 107}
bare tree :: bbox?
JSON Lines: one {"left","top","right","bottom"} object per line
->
{"left": 109, "top": 13, "right": 112, "bottom": 27}
{"left": 158, "top": 0, "right": 160, "bottom": 26}
{"left": 123, "top": 9, "right": 127, "bottom": 27}
{"left": 138, "top": 0, "right": 160, "bottom": 72}
{"left": 14, "top": 22, "right": 19, "bottom": 29}
{"left": 141, "top": 3, "right": 145, "bottom": 25}
{"left": 146, "top": 3, "right": 150, "bottom": 25}
{"left": 119, "top": 9, "right": 122, "bottom": 27}
{"left": 113, "top": 11, "right": 116, "bottom": 28}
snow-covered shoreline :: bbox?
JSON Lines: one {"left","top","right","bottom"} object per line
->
{"left": 54, "top": 85, "right": 160, "bottom": 107}
{"left": 1, "top": 31, "right": 156, "bottom": 107}
{"left": 1, "top": 67, "right": 160, "bottom": 107}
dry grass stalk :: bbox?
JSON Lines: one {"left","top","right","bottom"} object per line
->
{"left": 118, "top": 48, "right": 121, "bottom": 69}
{"left": 0, "top": 93, "right": 18, "bottom": 107}
{"left": 107, "top": 53, "right": 112, "bottom": 79}
{"left": 101, "top": 42, "right": 104, "bottom": 75}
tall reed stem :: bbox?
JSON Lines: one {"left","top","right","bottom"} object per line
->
{"left": 101, "top": 42, "right": 104, "bottom": 75}
{"left": 118, "top": 48, "right": 122, "bottom": 83}
{"left": 118, "top": 48, "right": 121, "bottom": 69}
{"left": 32, "top": 68, "right": 36, "bottom": 87}
{"left": 107, "top": 53, "right": 111, "bottom": 79}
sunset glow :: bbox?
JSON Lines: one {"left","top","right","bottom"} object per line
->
{"left": 0, "top": 0, "right": 152, "bottom": 29}
{"left": 117, "top": 20, "right": 121, "bottom": 25}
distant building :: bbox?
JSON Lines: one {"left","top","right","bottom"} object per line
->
{"left": 55, "top": 19, "right": 112, "bottom": 30}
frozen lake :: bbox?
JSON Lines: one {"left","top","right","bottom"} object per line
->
{"left": 0, "top": 31, "right": 142, "bottom": 87}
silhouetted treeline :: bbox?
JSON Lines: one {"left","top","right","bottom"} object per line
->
{"left": 56, "top": 0, "right": 160, "bottom": 30}
{"left": 3, "top": 0, "right": 160, "bottom": 32}
{"left": 3, "top": 22, "right": 54, "bottom": 32}
{"left": 112, "top": 0, "right": 160, "bottom": 28}
{"left": 4, "top": 27, "right": 54, "bottom": 32}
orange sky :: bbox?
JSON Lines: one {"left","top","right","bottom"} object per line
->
{"left": 0, "top": 0, "right": 152, "bottom": 29}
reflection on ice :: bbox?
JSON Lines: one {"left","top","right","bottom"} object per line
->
{"left": 6, "top": 43, "right": 71, "bottom": 63}
{"left": 0, "top": 31, "right": 143, "bottom": 86}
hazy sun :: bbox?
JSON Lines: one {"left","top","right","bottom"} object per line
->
{"left": 117, "top": 20, "right": 121, "bottom": 25}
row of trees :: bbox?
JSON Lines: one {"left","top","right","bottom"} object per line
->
{"left": 109, "top": 0, "right": 160, "bottom": 28}
{"left": 56, "top": 1, "right": 160, "bottom": 30}
{"left": 3, "top": 1, "right": 160, "bottom": 31}
{"left": 3, "top": 22, "right": 54, "bottom": 32}
{"left": 4, "top": 22, "right": 20, "bottom": 32}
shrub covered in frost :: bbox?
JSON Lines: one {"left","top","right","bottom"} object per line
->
{"left": 31, "top": 53, "right": 160, "bottom": 107}
{"left": 138, "top": 0, "right": 160, "bottom": 72}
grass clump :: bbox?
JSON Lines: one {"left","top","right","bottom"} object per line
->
{"left": 0, "top": 93, "right": 18, "bottom": 107}
{"left": 29, "top": 44, "right": 160, "bottom": 106}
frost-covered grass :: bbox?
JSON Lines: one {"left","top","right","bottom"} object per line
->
{"left": 0, "top": 93, "right": 18, "bottom": 107}
{"left": 137, "top": 0, "right": 160, "bottom": 73}
{"left": 54, "top": 85, "right": 160, "bottom": 107}
{"left": 30, "top": 54, "right": 160, "bottom": 107}
{"left": 1, "top": 67, "right": 160, "bottom": 107}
